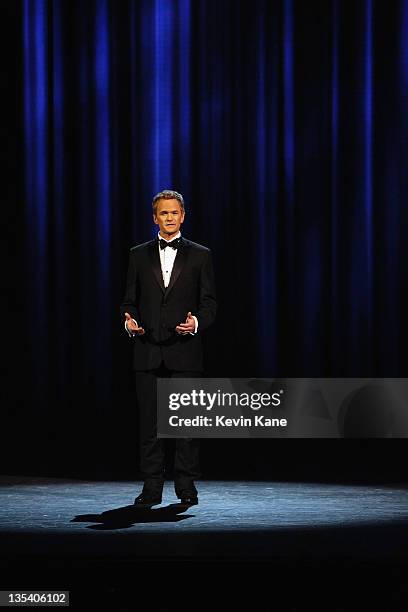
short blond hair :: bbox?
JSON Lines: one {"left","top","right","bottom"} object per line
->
{"left": 152, "top": 190, "right": 185, "bottom": 215}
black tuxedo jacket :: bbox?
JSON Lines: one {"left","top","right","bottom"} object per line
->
{"left": 120, "top": 237, "right": 217, "bottom": 371}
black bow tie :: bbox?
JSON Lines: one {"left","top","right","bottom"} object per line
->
{"left": 159, "top": 237, "right": 181, "bottom": 250}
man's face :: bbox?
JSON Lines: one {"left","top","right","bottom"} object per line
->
{"left": 153, "top": 198, "right": 185, "bottom": 239}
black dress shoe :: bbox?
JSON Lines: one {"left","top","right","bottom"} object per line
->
{"left": 179, "top": 494, "right": 198, "bottom": 506}
{"left": 134, "top": 492, "right": 162, "bottom": 507}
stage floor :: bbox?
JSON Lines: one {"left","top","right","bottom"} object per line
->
{"left": 1, "top": 476, "right": 407, "bottom": 609}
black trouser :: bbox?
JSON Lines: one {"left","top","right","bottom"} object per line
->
{"left": 135, "top": 362, "right": 201, "bottom": 498}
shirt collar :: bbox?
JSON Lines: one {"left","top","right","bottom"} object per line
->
{"left": 158, "top": 231, "right": 181, "bottom": 243}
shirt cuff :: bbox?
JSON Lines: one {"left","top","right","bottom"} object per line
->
{"left": 189, "top": 315, "right": 198, "bottom": 335}
{"left": 125, "top": 318, "right": 138, "bottom": 337}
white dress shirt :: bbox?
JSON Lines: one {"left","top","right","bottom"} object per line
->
{"left": 125, "top": 232, "right": 198, "bottom": 336}
{"left": 159, "top": 231, "right": 181, "bottom": 289}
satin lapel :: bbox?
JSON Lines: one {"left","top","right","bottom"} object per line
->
{"left": 148, "top": 240, "right": 165, "bottom": 293}
{"left": 165, "top": 238, "right": 190, "bottom": 297}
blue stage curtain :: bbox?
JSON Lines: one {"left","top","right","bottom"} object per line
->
{"left": 19, "top": 1, "right": 408, "bottom": 467}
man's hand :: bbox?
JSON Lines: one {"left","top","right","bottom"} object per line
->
{"left": 176, "top": 311, "right": 196, "bottom": 335}
{"left": 125, "top": 312, "right": 145, "bottom": 335}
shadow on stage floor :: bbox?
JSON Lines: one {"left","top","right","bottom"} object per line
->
{"left": 1, "top": 476, "right": 407, "bottom": 610}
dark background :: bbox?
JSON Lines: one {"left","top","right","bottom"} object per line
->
{"left": 3, "top": 0, "right": 408, "bottom": 483}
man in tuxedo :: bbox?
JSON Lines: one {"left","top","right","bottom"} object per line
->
{"left": 120, "top": 190, "right": 217, "bottom": 507}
